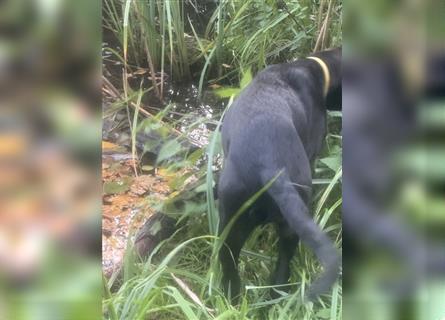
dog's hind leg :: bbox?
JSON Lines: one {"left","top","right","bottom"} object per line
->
{"left": 264, "top": 172, "right": 340, "bottom": 300}
{"left": 218, "top": 165, "right": 256, "bottom": 302}
{"left": 218, "top": 207, "right": 255, "bottom": 302}
{"left": 270, "top": 223, "right": 299, "bottom": 297}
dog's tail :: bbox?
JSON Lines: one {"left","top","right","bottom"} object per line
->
{"left": 263, "top": 171, "right": 340, "bottom": 300}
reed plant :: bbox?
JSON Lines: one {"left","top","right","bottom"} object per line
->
{"left": 103, "top": 0, "right": 342, "bottom": 95}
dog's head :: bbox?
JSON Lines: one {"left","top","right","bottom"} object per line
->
{"left": 311, "top": 47, "right": 342, "bottom": 110}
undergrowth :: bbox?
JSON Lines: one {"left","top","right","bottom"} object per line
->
{"left": 102, "top": 101, "right": 342, "bottom": 319}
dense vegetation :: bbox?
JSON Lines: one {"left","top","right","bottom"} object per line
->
{"left": 103, "top": 1, "right": 342, "bottom": 319}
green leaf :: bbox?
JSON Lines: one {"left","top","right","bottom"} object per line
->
{"left": 240, "top": 68, "right": 253, "bottom": 89}
{"left": 186, "top": 148, "right": 204, "bottom": 165}
{"left": 315, "top": 308, "right": 331, "bottom": 319}
{"left": 165, "top": 286, "right": 199, "bottom": 320}
{"left": 157, "top": 139, "right": 182, "bottom": 163}
{"left": 149, "top": 220, "right": 162, "bottom": 235}
{"left": 103, "top": 178, "right": 132, "bottom": 195}
{"left": 320, "top": 155, "right": 341, "bottom": 172}
{"left": 214, "top": 87, "right": 241, "bottom": 98}
{"left": 195, "top": 182, "right": 208, "bottom": 193}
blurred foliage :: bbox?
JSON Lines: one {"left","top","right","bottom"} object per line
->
{"left": 0, "top": 0, "right": 101, "bottom": 319}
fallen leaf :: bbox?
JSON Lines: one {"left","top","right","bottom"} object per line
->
{"left": 141, "top": 165, "right": 155, "bottom": 172}
{"left": 102, "top": 141, "right": 125, "bottom": 153}
{"left": 130, "top": 175, "right": 155, "bottom": 195}
{"left": 133, "top": 68, "right": 148, "bottom": 75}
{"left": 209, "top": 83, "right": 222, "bottom": 89}
{"left": 103, "top": 178, "right": 132, "bottom": 195}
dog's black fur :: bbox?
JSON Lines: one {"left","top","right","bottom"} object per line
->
{"left": 218, "top": 48, "right": 342, "bottom": 302}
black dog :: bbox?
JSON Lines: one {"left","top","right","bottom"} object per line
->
{"left": 218, "top": 48, "right": 341, "bottom": 302}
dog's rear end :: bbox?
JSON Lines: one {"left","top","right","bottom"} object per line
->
{"left": 218, "top": 48, "right": 341, "bottom": 302}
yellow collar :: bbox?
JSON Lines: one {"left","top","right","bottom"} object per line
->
{"left": 307, "top": 56, "right": 330, "bottom": 97}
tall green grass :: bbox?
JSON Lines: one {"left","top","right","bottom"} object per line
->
{"left": 103, "top": 0, "right": 342, "bottom": 95}
{"left": 103, "top": 0, "right": 193, "bottom": 101}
